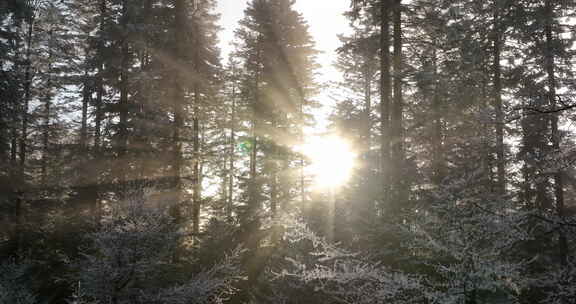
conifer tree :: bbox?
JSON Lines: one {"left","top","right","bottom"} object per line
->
{"left": 231, "top": 0, "right": 319, "bottom": 298}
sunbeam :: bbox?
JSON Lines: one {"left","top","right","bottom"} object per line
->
{"left": 299, "top": 135, "right": 357, "bottom": 190}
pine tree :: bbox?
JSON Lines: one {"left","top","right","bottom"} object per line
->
{"left": 231, "top": 0, "right": 319, "bottom": 298}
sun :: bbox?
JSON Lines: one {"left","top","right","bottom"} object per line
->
{"left": 299, "top": 135, "right": 357, "bottom": 189}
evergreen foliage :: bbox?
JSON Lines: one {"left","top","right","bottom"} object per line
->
{"left": 0, "top": 0, "right": 575, "bottom": 303}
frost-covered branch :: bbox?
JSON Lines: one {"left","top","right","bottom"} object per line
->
{"left": 68, "top": 190, "right": 244, "bottom": 304}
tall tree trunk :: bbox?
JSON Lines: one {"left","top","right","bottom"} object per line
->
{"left": 16, "top": 9, "right": 35, "bottom": 259}
{"left": 363, "top": 61, "right": 372, "bottom": 152}
{"left": 391, "top": 0, "right": 407, "bottom": 205}
{"left": 379, "top": 0, "right": 391, "bottom": 207}
{"left": 227, "top": 71, "right": 237, "bottom": 221}
{"left": 250, "top": 98, "right": 259, "bottom": 209}
{"left": 41, "top": 28, "right": 54, "bottom": 186}
{"left": 270, "top": 157, "right": 278, "bottom": 219}
{"left": 544, "top": 0, "right": 567, "bottom": 265}
{"left": 11, "top": 126, "right": 18, "bottom": 169}
{"left": 249, "top": 37, "right": 262, "bottom": 212}
{"left": 521, "top": 150, "right": 534, "bottom": 208}
{"left": 192, "top": 80, "right": 201, "bottom": 237}
{"left": 299, "top": 94, "right": 305, "bottom": 205}
{"left": 480, "top": 78, "right": 494, "bottom": 188}
{"left": 9, "top": 121, "right": 18, "bottom": 255}
{"left": 80, "top": 61, "right": 90, "bottom": 150}
{"left": 169, "top": 0, "right": 187, "bottom": 262}
{"left": 79, "top": 59, "right": 99, "bottom": 226}
{"left": 360, "top": 46, "right": 376, "bottom": 222}
{"left": 493, "top": 1, "right": 506, "bottom": 195}
{"left": 8, "top": 39, "right": 20, "bottom": 258}
{"left": 242, "top": 36, "right": 263, "bottom": 289}
{"left": 431, "top": 46, "right": 444, "bottom": 186}
{"left": 171, "top": 0, "right": 186, "bottom": 227}
{"left": 190, "top": 11, "right": 202, "bottom": 239}
{"left": 270, "top": 117, "right": 278, "bottom": 219}
{"left": 91, "top": 0, "right": 107, "bottom": 226}
{"left": 140, "top": 0, "right": 153, "bottom": 68}
{"left": 133, "top": 0, "right": 153, "bottom": 179}
{"left": 94, "top": 0, "right": 106, "bottom": 151}
{"left": 118, "top": 0, "right": 130, "bottom": 197}
{"left": 20, "top": 10, "right": 34, "bottom": 175}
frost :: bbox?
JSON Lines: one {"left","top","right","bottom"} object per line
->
{"left": 67, "top": 191, "right": 244, "bottom": 304}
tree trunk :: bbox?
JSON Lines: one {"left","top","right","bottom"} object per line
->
{"left": 431, "top": 46, "right": 444, "bottom": 186}
{"left": 192, "top": 81, "right": 201, "bottom": 237}
{"left": 9, "top": 104, "right": 18, "bottom": 256}
{"left": 544, "top": 0, "right": 567, "bottom": 265}
{"left": 41, "top": 28, "right": 54, "bottom": 186}
{"left": 91, "top": 0, "right": 107, "bottom": 227}
{"left": 190, "top": 10, "right": 201, "bottom": 238}
{"left": 270, "top": 157, "right": 278, "bottom": 219}
{"left": 299, "top": 94, "right": 305, "bottom": 205}
{"left": 243, "top": 36, "right": 263, "bottom": 289}
{"left": 391, "top": 0, "right": 407, "bottom": 205}
{"left": 80, "top": 61, "right": 90, "bottom": 150}
{"left": 363, "top": 60, "right": 372, "bottom": 152}
{"left": 16, "top": 8, "right": 35, "bottom": 259}
{"left": 170, "top": 0, "right": 186, "bottom": 228}
{"left": 228, "top": 71, "right": 237, "bottom": 221}
{"left": 118, "top": 0, "right": 130, "bottom": 197}
{"left": 10, "top": 126, "right": 18, "bottom": 169}
{"left": 249, "top": 37, "right": 262, "bottom": 212}
{"left": 379, "top": 0, "right": 391, "bottom": 207}
{"left": 250, "top": 100, "right": 259, "bottom": 209}
{"left": 94, "top": 0, "right": 106, "bottom": 151}
{"left": 20, "top": 10, "right": 34, "bottom": 175}
{"left": 493, "top": 1, "right": 506, "bottom": 195}
{"left": 270, "top": 116, "right": 278, "bottom": 219}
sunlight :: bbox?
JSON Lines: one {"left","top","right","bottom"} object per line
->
{"left": 299, "top": 135, "right": 357, "bottom": 189}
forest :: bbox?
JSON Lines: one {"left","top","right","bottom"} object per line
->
{"left": 1, "top": 0, "right": 575, "bottom": 303}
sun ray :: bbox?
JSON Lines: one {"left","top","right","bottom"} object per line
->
{"left": 298, "top": 135, "right": 357, "bottom": 190}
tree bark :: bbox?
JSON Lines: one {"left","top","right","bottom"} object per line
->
{"left": 190, "top": 8, "right": 201, "bottom": 238}
{"left": 80, "top": 61, "right": 90, "bottom": 150}
{"left": 249, "top": 36, "right": 262, "bottom": 212}
{"left": 431, "top": 46, "right": 444, "bottom": 186}
{"left": 41, "top": 28, "right": 54, "bottom": 186}
{"left": 118, "top": 0, "right": 130, "bottom": 196}
{"left": 227, "top": 69, "right": 237, "bottom": 221}
{"left": 171, "top": 0, "right": 186, "bottom": 228}
{"left": 16, "top": 7, "right": 35, "bottom": 259}
{"left": 192, "top": 77, "right": 201, "bottom": 237}
{"left": 20, "top": 9, "right": 34, "bottom": 175}
{"left": 391, "top": 0, "right": 407, "bottom": 204}
{"left": 94, "top": 0, "right": 106, "bottom": 151}
{"left": 299, "top": 92, "right": 305, "bottom": 205}
{"left": 493, "top": 1, "right": 506, "bottom": 195}
{"left": 363, "top": 58, "right": 372, "bottom": 152}
{"left": 379, "top": 0, "right": 391, "bottom": 206}
{"left": 544, "top": 0, "right": 567, "bottom": 265}
{"left": 270, "top": 114, "right": 278, "bottom": 219}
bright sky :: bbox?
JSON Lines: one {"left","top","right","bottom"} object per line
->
{"left": 215, "top": 1, "right": 353, "bottom": 129}
{"left": 216, "top": 0, "right": 351, "bottom": 69}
